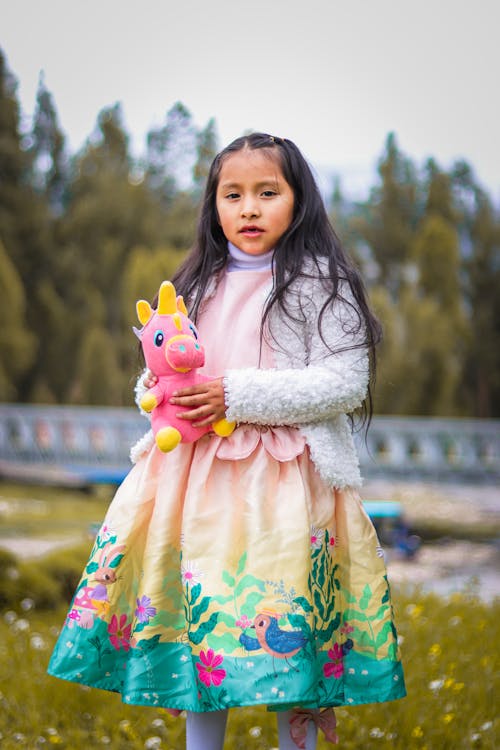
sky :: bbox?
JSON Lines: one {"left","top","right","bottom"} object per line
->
{"left": 2, "top": 0, "right": 500, "bottom": 200}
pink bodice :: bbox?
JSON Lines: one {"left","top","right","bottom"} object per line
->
{"left": 197, "top": 270, "right": 306, "bottom": 461}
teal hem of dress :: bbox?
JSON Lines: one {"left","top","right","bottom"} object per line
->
{"left": 47, "top": 666, "right": 407, "bottom": 713}
{"left": 48, "top": 668, "right": 406, "bottom": 713}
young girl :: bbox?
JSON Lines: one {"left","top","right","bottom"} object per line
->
{"left": 48, "top": 133, "right": 406, "bottom": 749}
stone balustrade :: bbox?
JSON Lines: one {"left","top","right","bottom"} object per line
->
{"left": 0, "top": 404, "right": 498, "bottom": 484}
{"left": 354, "top": 415, "right": 499, "bottom": 481}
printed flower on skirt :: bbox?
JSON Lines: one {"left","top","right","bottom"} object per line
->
{"left": 108, "top": 614, "right": 132, "bottom": 651}
{"left": 196, "top": 649, "right": 227, "bottom": 687}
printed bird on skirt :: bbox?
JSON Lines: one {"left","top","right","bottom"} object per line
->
{"left": 239, "top": 611, "right": 308, "bottom": 663}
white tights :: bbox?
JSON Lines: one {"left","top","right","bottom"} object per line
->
{"left": 185, "top": 709, "right": 318, "bottom": 750}
{"left": 186, "top": 710, "right": 228, "bottom": 750}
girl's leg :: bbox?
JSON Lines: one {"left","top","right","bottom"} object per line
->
{"left": 185, "top": 709, "right": 229, "bottom": 750}
{"left": 277, "top": 710, "right": 318, "bottom": 750}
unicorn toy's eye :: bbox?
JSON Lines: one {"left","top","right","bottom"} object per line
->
{"left": 189, "top": 324, "right": 198, "bottom": 340}
{"left": 154, "top": 330, "right": 164, "bottom": 347}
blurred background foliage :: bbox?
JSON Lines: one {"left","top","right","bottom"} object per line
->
{"left": 0, "top": 48, "right": 499, "bottom": 417}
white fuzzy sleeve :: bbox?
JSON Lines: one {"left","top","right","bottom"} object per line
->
{"left": 224, "top": 356, "right": 368, "bottom": 426}
{"left": 224, "top": 277, "right": 369, "bottom": 426}
{"left": 134, "top": 368, "right": 152, "bottom": 419}
{"left": 129, "top": 368, "right": 154, "bottom": 463}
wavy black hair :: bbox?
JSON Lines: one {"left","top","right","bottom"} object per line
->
{"left": 171, "top": 132, "right": 382, "bottom": 426}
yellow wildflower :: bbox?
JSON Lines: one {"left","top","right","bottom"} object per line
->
{"left": 428, "top": 643, "right": 442, "bottom": 657}
{"left": 411, "top": 726, "right": 424, "bottom": 738}
{"left": 442, "top": 713, "right": 455, "bottom": 724}
{"left": 406, "top": 604, "right": 424, "bottom": 619}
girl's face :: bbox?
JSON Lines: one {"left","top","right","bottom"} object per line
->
{"left": 215, "top": 148, "right": 294, "bottom": 255}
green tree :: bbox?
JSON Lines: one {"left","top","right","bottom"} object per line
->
{"left": 193, "top": 117, "right": 218, "bottom": 192}
{"left": 465, "top": 192, "right": 500, "bottom": 416}
{"left": 369, "top": 286, "right": 405, "bottom": 414}
{"left": 0, "top": 241, "right": 36, "bottom": 400}
{"left": 424, "top": 159, "right": 456, "bottom": 224}
{"left": 0, "top": 49, "right": 58, "bottom": 401}
{"left": 398, "top": 286, "right": 465, "bottom": 415}
{"left": 412, "top": 214, "right": 463, "bottom": 314}
{"left": 0, "top": 48, "right": 31, "bottom": 262}
{"left": 75, "top": 325, "right": 122, "bottom": 406}
{"left": 354, "top": 133, "right": 420, "bottom": 293}
{"left": 121, "top": 245, "right": 187, "bottom": 324}
{"left": 404, "top": 182, "right": 468, "bottom": 415}
{"left": 59, "top": 105, "right": 169, "bottom": 389}
{"left": 371, "top": 280, "right": 466, "bottom": 417}
{"left": 144, "top": 101, "right": 195, "bottom": 204}
{"left": 30, "top": 72, "right": 69, "bottom": 213}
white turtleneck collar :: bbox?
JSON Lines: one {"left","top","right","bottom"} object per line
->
{"left": 227, "top": 241, "right": 274, "bottom": 272}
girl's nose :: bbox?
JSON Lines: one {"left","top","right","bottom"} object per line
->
{"left": 241, "top": 202, "right": 259, "bottom": 218}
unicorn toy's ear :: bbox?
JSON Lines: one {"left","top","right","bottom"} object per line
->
{"left": 132, "top": 326, "right": 142, "bottom": 340}
{"left": 136, "top": 299, "right": 153, "bottom": 325}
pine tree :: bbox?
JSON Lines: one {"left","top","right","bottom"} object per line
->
{"left": 465, "top": 192, "right": 500, "bottom": 416}
{"left": 0, "top": 48, "right": 56, "bottom": 400}
{"left": 144, "top": 101, "right": 195, "bottom": 204}
{"left": 193, "top": 117, "right": 218, "bottom": 191}
{"left": 75, "top": 325, "right": 122, "bottom": 406}
{"left": 58, "top": 103, "right": 184, "bottom": 403}
{"left": 369, "top": 285, "right": 405, "bottom": 414}
{"left": 424, "top": 159, "right": 455, "bottom": 224}
{"left": 0, "top": 240, "right": 36, "bottom": 400}
{"left": 30, "top": 72, "right": 69, "bottom": 213}
{"left": 0, "top": 48, "right": 37, "bottom": 272}
{"left": 354, "top": 133, "right": 420, "bottom": 293}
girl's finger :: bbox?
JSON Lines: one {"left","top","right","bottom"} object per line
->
{"left": 170, "top": 393, "right": 208, "bottom": 406}
{"left": 176, "top": 406, "right": 211, "bottom": 421}
{"left": 172, "top": 384, "right": 209, "bottom": 398}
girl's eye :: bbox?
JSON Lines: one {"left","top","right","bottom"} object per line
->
{"left": 189, "top": 324, "right": 198, "bottom": 340}
{"left": 153, "top": 330, "right": 164, "bottom": 347}
{"left": 226, "top": 192, "right": 239, "bottom": 200}
{"left": 262, "top": 190, "right": 277, "bottom": 197}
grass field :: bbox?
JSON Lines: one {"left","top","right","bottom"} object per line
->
{"left": 0, "top": 482, "right": 110, "bottom": 542}
{"left": 0, "top": 481, "right": 498, "bottom": 748}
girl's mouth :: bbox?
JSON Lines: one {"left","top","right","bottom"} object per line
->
{"left": 240, "top": 226, "right": 264, "bottom": 236}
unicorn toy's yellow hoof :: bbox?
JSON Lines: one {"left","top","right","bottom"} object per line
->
{"left": 212, "top": 418, "right": 236, "bottom": 437}
{"left": 140, "top": 393, "right": 157, "bottom": 413}
{"left": 155, "top": 426, "right": 182, "bottom": 452}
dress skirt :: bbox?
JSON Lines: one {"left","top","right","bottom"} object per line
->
{"left": 48, "top": 435, "right": 406, "bottom": 712}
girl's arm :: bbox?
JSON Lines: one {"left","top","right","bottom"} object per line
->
{"left": 223, "top": 280, "right": 369, "bottom": 426}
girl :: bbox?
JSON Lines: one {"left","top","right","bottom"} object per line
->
{"left": 48, "top": 133, "right": 406, "bottom": 749}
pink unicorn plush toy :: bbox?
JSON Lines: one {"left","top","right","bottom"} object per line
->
{"left": 134, "top": 280, "right": 235, "bottom": 452}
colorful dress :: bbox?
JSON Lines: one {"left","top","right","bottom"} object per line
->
{"left": 48, "top": 269, "right": 406, "bottom": 714}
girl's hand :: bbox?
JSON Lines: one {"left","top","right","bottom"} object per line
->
{"left": 170, "top": 377, "right": 227, "bottom": 427}
{"left": 144, "top": 370, "right": 158, "bottom": 389}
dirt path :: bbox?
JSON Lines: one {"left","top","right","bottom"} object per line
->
{"left": 0, "top": 535, "right": 83, "bottom": 558}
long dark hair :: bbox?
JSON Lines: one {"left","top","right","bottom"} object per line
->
{"left": 172, "top": 132, "right": 382, "bottom": 426}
